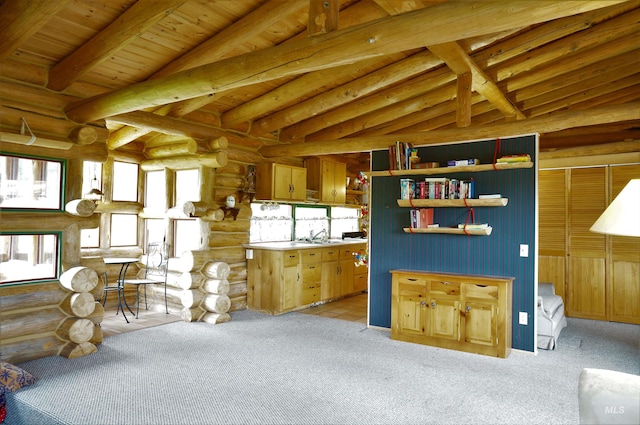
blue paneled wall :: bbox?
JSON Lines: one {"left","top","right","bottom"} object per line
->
{"left": 368, "top": 135, "right": 538, "bottom": 352}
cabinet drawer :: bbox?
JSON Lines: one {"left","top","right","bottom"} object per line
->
{"left": 430, "top": 280, "right": 461, "bottom": 297}
{"left": 322, "top": 248, "right": 339, "bottom": 261}
{"left": 301, "top": 249, "right": 322, "bottom": 264}
{"left": 302, "top": 284, "right": 321, "bottom": 305}
{"left": 396, "top": 275, "right": 428, "bottom": 288}
{"left": 339, "top": 247, "right": 358, "bottom": 260}
{"left": 282, "top": 251, "right": 299, "bottom": 267}
{"left": 464, "top": 283, "right": 499, "bottom": 301}
{"left": 354, "top": 273, "right": 367, "bottom": 292}
{"left": 301, "top": 263, "right": 321, "bottom": 282}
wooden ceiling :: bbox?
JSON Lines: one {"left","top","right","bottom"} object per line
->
{"left": 1, "top": 0, "right": 639, "bottom": 165}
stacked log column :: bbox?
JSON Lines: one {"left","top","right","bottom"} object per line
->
{"left": 177, "top": 251, "right": 232, "bottom": 324}
{"left": 57, "top": 266, "right": 101, "bottom": 358}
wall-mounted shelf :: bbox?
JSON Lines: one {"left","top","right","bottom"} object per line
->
{"left": 397, "top": 198, "right": 508, "bottom": 208}
{"left": 403, "top": 227, "right": 492, "bottom": 236}
{"left": 369, "top": 161, "right": 532, "bottom": 177}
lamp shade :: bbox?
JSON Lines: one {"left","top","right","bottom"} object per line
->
{"left": 590, "top": 179, "right": 640, "bottom": 237}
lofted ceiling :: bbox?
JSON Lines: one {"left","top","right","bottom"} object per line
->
{"left": 1, "top": 0, "right": 639, "bottom": 168}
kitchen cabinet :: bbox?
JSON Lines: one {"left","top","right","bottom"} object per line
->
{"left": 306, "top": 158, "right": 346, "bottom": 204}
{"left": 247, "top": 242, "right": 368, "bottom": 315}
{"left": 247, "top": 249, "right": 300, "bottom": 314}
{"left": 255, "top": 162, "right": 306, "bottom": 202}
{"left": 391, "top": 270, "right": 513, "bottom": 358}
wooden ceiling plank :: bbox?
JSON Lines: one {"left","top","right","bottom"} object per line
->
{"left": 283, "top": 67, "right": 456, "bottom": 142}
{"left": 249, "top": 50, "right": 442, "bottom": 137}
{"left": 151, "top": 0, "right": 308, "bottom": 79}
{"left": 0, "top": 0, "right": 69, "bottom": 62}
{"left": 428, "top": 41, "right": 526, "bottom": 120}
{"left": 64, "top": 1, "right": 622, "bottom": 124}
{"left": 495, "top": 7, "right": 640, "bottom": 83}
{"left": 516, "top": 49, "right": 640, "bottom": 104}
{"left": 259, "top": 102, "right": 640, "bottom": 157}
{"left": 221, "top": 55, "right": 396, "bottom": 128}
{"left": 46, "top": 0, "right": 186, "bottom": 91}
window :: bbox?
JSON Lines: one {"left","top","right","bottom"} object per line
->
{"left": 112, "top": 161, "right": 138, "bottom": 202}
{"left": 145, "top": 170, "right": 166, "bottom": 211}
{"left": 110, "top": 214, "right": 138, "bottom": 246}
{"left": 293, "top": 205, "right": 329, "bottom": 240}
{"left": 250, "top": 203, "right": 293, "bottom": 242}
{"left": 330, "top": 206, "right": 361, "bottom": 239}
{"left": 174, "top": 219, "right": 200, "bottom": 255}
{"left": 0, "top": 233, "right": 59, "bottom": 284}
{"left": 0, "top": 154, "right": 63, "bottom": 210}
{"left": 174, "top": 169, "right": 199, "bottom": 207}
{"left": 145, "top": 219, "right": 166, "bottom": 247}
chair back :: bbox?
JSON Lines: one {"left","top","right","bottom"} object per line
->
{"left": 145, "top": 242, "right": 170, "bottom": 280}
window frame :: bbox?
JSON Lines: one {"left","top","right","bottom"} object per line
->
{"left": 0, "top": 231, "right": 62, "bottom": 285}
{"left": 0, "top": 152, "right": 66, "bottom": 212}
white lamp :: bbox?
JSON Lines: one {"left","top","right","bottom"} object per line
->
{"left": 590, "top": 179, "right": 640, "bottom": 237}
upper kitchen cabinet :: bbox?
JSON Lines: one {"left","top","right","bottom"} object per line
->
{"left": 255, "top": 163, "right": 307, "bottom": 202}
{"left": 306, "top": 158, "right": 347, "bottom": 205}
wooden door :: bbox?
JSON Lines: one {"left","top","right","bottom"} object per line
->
{"left": 608, "top": 164, "right": 640, "bottom": 324}
{"left": 567, "top": 167, "right": 607, "bottom": 320}
{"left": 538, "top": 169, "right": 567, "bottom": 301}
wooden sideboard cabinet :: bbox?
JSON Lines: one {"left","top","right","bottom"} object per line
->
{"left": 390, "top": 270, "right": 513, "bottom": 358}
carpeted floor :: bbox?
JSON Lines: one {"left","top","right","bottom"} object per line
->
{"left": 6, "top": 311, "right": 639, "bottom": 425}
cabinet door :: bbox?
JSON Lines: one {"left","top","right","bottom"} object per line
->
{"left": 273, "top": 165, "right": 293, "bottom": 200}
{"left": 325, "top": 161, "right": 346, "bottom": 204}
{"left": 464, "top": 301, "right": 497, "bottom": 346}
{"left": 282, "top": 265, "right": 299, "bottom": 311}
{"left": 395, "top": 280, "right": 428, "bottom": 336}
{"left": 429, "top": 280, "right": 461, "bottom": 340}
{"left": 290, "top": 166, "right": 307, "bottom": 201}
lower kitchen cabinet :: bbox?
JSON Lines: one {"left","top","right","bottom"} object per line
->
{"left": 391, "top": 270, "right": 513, "bottom": 358}
{"left": 248, "top": 243, "right": 368, "bottom": 315}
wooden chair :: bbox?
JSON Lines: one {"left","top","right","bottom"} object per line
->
{"left": 122, "top": 242, "right": 170, "bottom": 318}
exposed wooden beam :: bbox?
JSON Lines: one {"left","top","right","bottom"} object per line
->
{"left": 457, "top": 72, "right": 472, "bottom": 127}
{"left": 428, "top": 42, "right": 526, "bottom": 119}
{"left": 259, "top": 102, "right": 640, "bottom": 157}
{"left": 47, "top": 0, "right": 186, "bottom": 91}
{"left": 308, "top": 0, "right": 339, "bottom": 35}
{"left": 64, "top": 1, "right": 622, "bottom": 123}
{"left": 0, "top": 0, "right": 69, "bottom": 62}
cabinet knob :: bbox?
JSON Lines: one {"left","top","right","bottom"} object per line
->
{"left": 431, "top": 301, "right": 436, "bottom": 308}
{"left": 420, "top": 301, "right": 427, "bottom": 306}
{"left": 466, "top": 306, "right": 471, "bottom": 312}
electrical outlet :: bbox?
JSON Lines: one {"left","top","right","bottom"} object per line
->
{"left": 246, "top": 249, "right": 253, "bottom": 260}
{"left": 519, "top": 244, "right": 529, "bottom": 257}
{"left": 519, "top": 312, "right": 528, "bottom": 325}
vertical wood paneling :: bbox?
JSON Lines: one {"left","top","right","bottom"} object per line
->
{"left": 369, "top": 135, "right": 537, "bottom": 352}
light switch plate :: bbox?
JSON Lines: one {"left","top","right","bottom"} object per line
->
{"left": 519, "top": 244, "right": 529, "bottom": 257}
{"left": 519, "top": 312, "right": 528, "bottom": 325}
{"left": 246, "top": 249, "right": 253, "bottom": 260}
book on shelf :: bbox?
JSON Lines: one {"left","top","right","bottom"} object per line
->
{"left": 447, "top": 158, "right": 480, "bottom": 167}
{"left": 410, "top": 208, "right": 434, "bottom": 228}
{"left": 497, "top": 154, "right": 531, "bottom": 163}
{"left": 412, "top": 161, "right": 439, "bottom": 169}
{"left": 426, "top": 223, "right": 440, "bottom": 228}
{"left": 457, "top": 223, "right": 489, "bottom": 229}
{"left": 479, "top": 194, "right": 502, "bottom": 199}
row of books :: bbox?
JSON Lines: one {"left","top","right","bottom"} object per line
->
{"left": 388, "top": 141, "right": 415, "bottom": 170}
{"left": 409, "top": 208, "right": 435, "bottom": 229}
{"left": 401, "top": 177, "right": 475, "bottom": 200}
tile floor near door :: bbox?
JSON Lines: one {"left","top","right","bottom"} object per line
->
{"left": 100, "top": 292, "right": 369, "bottom": 337}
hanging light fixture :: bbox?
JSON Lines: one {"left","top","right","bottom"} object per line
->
{"left": 84, "top": 164, "right": 104, "bottom": 203}
{"left": 590, "top": 179, "right": 640, "bottom": 237}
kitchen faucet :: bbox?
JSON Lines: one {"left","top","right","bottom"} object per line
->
{"left": 310, "top": 228, "right": 328, "bottom": 242}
